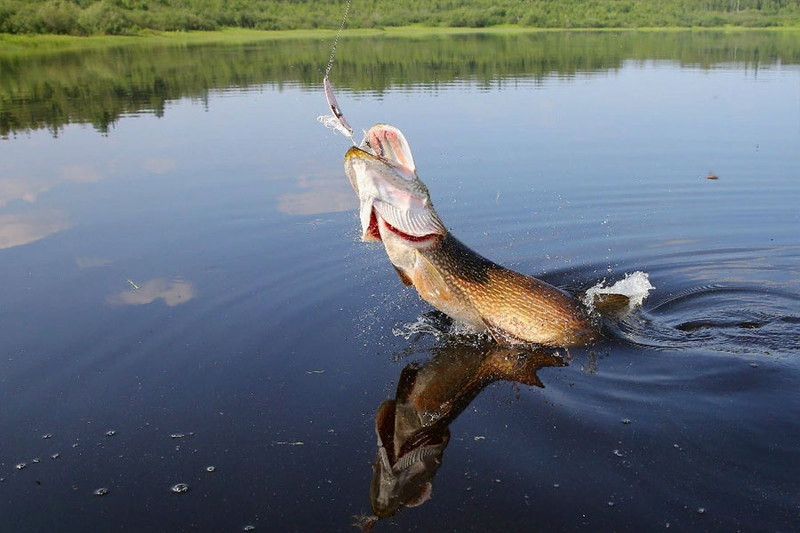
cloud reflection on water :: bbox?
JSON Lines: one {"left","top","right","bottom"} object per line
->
{"left": 278, "top": 169, "right": 355, "bottom": 216}
{"left": 0, "top": 164, "right": 106, "bottom": 249}
{"left": 107, "top": 278, "right": 196, "bottom": 307}
{"left": 0, "top": 165, "right": 105, "bottom": 209}
{"left": 0, "top": 210, "right": 71, "bottom": 250}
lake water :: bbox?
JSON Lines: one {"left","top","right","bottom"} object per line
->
{"left": 1, "top": 31, "right": 799, "bottom": 532}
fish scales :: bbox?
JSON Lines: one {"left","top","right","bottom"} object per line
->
{"left": 422, "top": 234, "right": 595, "bottom": 346}
{"left": 342, "top": 123, "right": 596, "bottom": 348}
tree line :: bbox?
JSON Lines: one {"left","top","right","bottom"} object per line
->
{"left": 3, "top": 30, "right": 799, "bottom": 136}
{"left": 1, "top": 0, "right": 799, "bottom": 36}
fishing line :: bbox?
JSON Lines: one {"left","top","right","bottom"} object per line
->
{"left": 318, "top": 0, "right": 357, "bottom": 143}
{"left": 325, "top": 0, "right": 353, "bottom": 79}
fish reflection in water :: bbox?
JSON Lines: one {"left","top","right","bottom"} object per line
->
{"left": 356, "top": 335, "right": 564, "bottom": 530}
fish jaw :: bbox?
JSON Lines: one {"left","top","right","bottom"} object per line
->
{"left": 363, "top": 123, "right": 416, "bottom": 173}
{"left": 344, "top": 125, "right": 446, "bottom": 244}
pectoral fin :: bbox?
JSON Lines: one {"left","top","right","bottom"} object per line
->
{"left": 482, "top": 318, "right": 527, "bottom": 346}
{"left": 393, "top": 266, "right": 414, "bottom": 287}
{"left": 413, "top": 255, "right": 453, "bottom": 304}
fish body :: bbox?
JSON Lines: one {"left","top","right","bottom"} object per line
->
{"left": 345, "top": 124, "right": 595, "bottom": 347}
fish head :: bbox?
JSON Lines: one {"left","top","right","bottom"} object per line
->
{"left": 344, "top": 124, "right": 446, "bottom": 247}
{"left": 370, "top": 400, "right": 450, "bottom": 518}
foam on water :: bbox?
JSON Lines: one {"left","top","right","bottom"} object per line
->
{"left": 582, "top": 271, "right": 655, "bottom": 313}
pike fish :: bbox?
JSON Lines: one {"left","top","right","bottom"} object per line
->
{"left": 344, "top": 124, "right": 596, "bottom": 347}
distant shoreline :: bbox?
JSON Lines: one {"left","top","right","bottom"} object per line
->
{"left": 1, "top": 0, "right": 799, "bottom": 37}
{"left": 3, "top": 28, "right": 797, "bottom": 137}
{"left": 3, "top": 25, "right": 800, "bottom": 53}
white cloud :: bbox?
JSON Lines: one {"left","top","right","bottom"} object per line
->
{"left": 107, "top": 278, "right": 196, "bottom": 307}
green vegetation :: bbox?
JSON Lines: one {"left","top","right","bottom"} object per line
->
{"left": 3, "top": 30, "right": 799, "bottom": 137}
{"left": 0, "top": 0, "right": 799, "bottom": 36}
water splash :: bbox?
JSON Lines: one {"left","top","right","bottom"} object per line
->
{"left": 392, "top": 311, "right": 482, "bottom": 341}
{"left": 583, "top": 271, "right": 655, "bottom": 313}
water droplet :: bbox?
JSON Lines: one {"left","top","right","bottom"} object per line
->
{"left": 171, "top": 483, "right": 189, "bottom": 494}
{"left": 42, "top": 434, "right": 53, "bottom": 439}
{"left": 608, "top": 501, "right": 615, "bottom": 507}
{"left": 697, "top": 507, "right": 706, "bottom": 514}
{"left": 15, "top": 463, "right": 27, "bottom": 470}
{"left": 32, "top": 458, "right": 41, "bottom": 464}
{"left": 105, "top": 430, "right": 116, "bottom": 437}
{"left": 205, "top": 466, "right": 216, "bottom": 473}
{"left": 51, "top": 454, "right": 60, "bottom": 460}
{"left": 553, "top": 483, "right": 560, "bottom": 488}
{"left": 750, "top": 363, "right": 758, "bottom": 368}
{"left": 170, "top": 433, "right": 185, "bottom": 439}
{"left": 621, "top": 418, "right": 631, "bottom": 425}
{"left": 612, "top": 449, "right": 623, "bottom": 457}
{"left": 243, "top": 526, "right": 256, "bottom": 532}
{"left": 94, "top": 487, "right": 109, "bottom": 496}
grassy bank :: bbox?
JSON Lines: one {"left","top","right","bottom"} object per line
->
{"left": 1, "top": 0, "right": 799, "bottom": 37}
{"left": 0, "top": 27, "right": 338, "bottom": 53}
{"left": 3, "top": 24, "right": 800, "bottom": 54}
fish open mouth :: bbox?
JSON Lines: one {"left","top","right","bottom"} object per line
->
{"left": 345, "top": 124, "right": 446, "bottom": 244}
{"left": 362, "top": 125, "right": 424, "bottom": 242}
{"left": 363, "top": 124, "right": 417, "bottom": 173}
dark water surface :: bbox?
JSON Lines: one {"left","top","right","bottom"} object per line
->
{"left": 1, "top": 31, "right": 799, "bottom": 532}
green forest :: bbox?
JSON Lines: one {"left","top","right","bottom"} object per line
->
{"left": 1, "top": 0, "right": 799, "bottom": 35}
